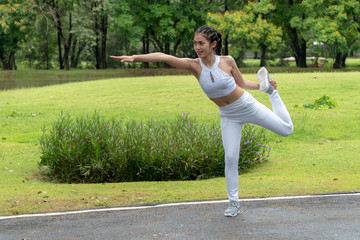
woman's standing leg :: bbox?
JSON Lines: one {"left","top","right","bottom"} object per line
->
{"left": 220, "top": 117, "right": 243, "bottom": 216}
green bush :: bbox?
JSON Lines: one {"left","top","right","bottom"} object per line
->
{"left": 39, "top": 112, "right": 271, "bottom": 183}
{"left": 294, "top": 95, "right": 338, "bottom": 110}
{"left": 303, "top": 95, "right": 337, "bottom": 110}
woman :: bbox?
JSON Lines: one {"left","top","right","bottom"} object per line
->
{"left": 110, "top": 25, "right": 293, "bottom": 217}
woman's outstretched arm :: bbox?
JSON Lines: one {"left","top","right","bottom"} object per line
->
{"left": 110, "top": 53, "right": 197, "bottom": 73}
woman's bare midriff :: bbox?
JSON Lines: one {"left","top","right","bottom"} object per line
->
{"left": 210, "top": 87, "right": 245, "bottom": 107}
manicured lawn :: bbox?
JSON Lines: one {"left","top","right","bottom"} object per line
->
{"left": 0, "top": 71, "right": 359, "bottom": 215}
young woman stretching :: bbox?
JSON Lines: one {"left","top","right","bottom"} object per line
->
{"left": 110, "top": 25, "right": 293, "bottom": 217}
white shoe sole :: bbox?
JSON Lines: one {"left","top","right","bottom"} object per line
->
{"left": 257, "top": 67, "right": 273, "bottom": 94}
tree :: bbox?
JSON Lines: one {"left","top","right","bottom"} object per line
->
{"left": 91, "top": 0, "right": 110, "bottom": 69}
{"left": 116, "top": 0, "right": 215, "bottom": 68}
{"left": 18, "top": 15, "right": 58, "bottom": 69}
{"left": 221, "top": 0, "right": 251, "bottom": 56}
{"left": 207, "top": 0, "right": 283, "bottom": 66}
{"left": 301, "top": 0, "right": 360, "bottom": 68}
{"left": 0, "top": 0, "right": 35, "bottom": 70}
{"left": 168, "top": 0, "right": 218, "bottom": 58}
{"left": 69, "top": 1, "right": 92, "bottom": 68}
{"left": 245, "top": 0, "right": 283, "bottom": 66}
{"left": 274, "top": 0, "right": 308, "bottom": 68}
{"left": 34, "top": 0, "right": 77, "bottom": 70}
{"left": 107, "top": 0, "right": 143, "bottom": 68}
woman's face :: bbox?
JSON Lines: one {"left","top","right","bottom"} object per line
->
{"left": 193, "top": 34, "right": 216, "bottom": 58}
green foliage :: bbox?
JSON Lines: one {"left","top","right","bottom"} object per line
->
{"left": 7, "top": 0, "right": 360, "bottom": 70}
{"left": 300, "top": 0, "right": 360, "bottom": 66}
{"left": 121, "top": 0, "right": 213, "bottom": 56}
{"left": 118, "top": 0, "right": 360, "bottom": 68}
{"left": 302, "top": 0, "right": 360, "bottom": 46}
{"left": 296, "top": 95, "right": 338, "bottom": 110}
{"left": 0, "top": 0, "right": 35, "bottom": 69}
{"left": 207, "top": 0, "right": 284, "bottom": 64}
{"left": 39, "top": 112, "right": 270, "bottom": 183}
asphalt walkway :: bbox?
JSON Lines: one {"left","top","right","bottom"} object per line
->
{"left": 1, "top": 192, "right": 359, "bottom": 240}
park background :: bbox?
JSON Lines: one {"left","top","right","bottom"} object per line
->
{"left": 0, "top": 0, "right": 360, "bottom": 215}
{"left": 1, "top": 0, "right": 360, "bottom": 70}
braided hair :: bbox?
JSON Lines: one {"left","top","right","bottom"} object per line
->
{"left": 194, "top": 25, "right": 222, "bottom": 55}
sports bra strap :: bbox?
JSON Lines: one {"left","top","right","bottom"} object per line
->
{"left": 198, "top": 55, "right": 220, "bottom": 72}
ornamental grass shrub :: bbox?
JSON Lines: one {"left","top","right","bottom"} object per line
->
{"left": 39, "top": 112, "right": 271, "bottom": 183}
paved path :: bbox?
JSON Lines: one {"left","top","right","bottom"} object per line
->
{"left": 1, "top": 192, "right": 360, "bottom": 240}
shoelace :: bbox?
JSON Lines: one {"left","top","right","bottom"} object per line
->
{"left": 228, "top": 201, "right": 239, "bottom": 209}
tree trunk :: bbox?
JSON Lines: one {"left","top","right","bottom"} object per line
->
{"left": 333, "top": 53, "right": 341, "bottom": 69}
{"left": 70, "top": 37, "right": 86, "bottom": 68}
{"left": 260, "top": 44, "right": 267, "bottom": 67}
{"left": 333, "top": 51, "right": 347, "bottom": 69}
{"left": 0, "top": 47, "right": 4, "bottom": 69}
{"left": 100, "top": 14, "right": 108, "bottom": 69}
{"left": 286, "top": 0, "right": 307, "bottom": 68}
{"left": 45, "top": 37, "right": 51, "bottom": 69}
{"left": 1, "top": 51, "right": 16, "bottom": 70}
{"left": 0, "top": 49, "right": 5, "bottom": 69}
{"left": 70, "top": 36, "right": 77, "bottom": 68}
{"left": 52, "top": 6, "right": 71, "bottom": 70}
{"left": 224, "top": 34, "right": 229, "bottom": 55}
{"left": 172, "top": 38, "right": 181, "bottom": 56}
{"left": 56, "top": 32, "right": 63, "bottom": 69}
{"left": 223, "top": 0, "right": 229, "bottom": 56}
{"left": 53, "top": 2, "right": 64, "bottom": 70}
{"left": 341, "top": 52, "right": 347, "bottom": 68}
{"left": 164, "top": 42, "right": 170, "bottom": 68}
{"left": 151, "top": 31, "right": 164, "bottom": 52}
{"left": 94, "top": 37, "right": 101, "bottom": 69}
{"left": 61, "top": 13, "right": 72, "bottom": 70}
{"left": 165, "top": 42, "right": 170, "bottom": 55}
{"left": 142, "top": 34, "right": 149, "bottom": 68}
{"left": 8, "top": 51, "right": 16, "bottom": 70}
{"left": 93, "top": 1, "right": 101, "bottom": 69}
{"left": 0, "top": 45, "right": 16, "bottom": 70}
{"left": 289, "top": 28, "right": 307, "bottom": 68}
{"left": 72, "top": 41, "right": 86, "bottom": 68}
{"left": 299, "top": 42, "right": 307, "bottom": 68}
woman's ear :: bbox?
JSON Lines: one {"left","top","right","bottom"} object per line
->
{"left": 211, "top": 41, "right": 217, "bottom": 49}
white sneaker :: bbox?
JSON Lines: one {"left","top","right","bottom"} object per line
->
{"left": 224, "top": 201, "right": 240, "bottom": 217}
{"left": 257, "top": 67, "right": 274, "bottom": 94}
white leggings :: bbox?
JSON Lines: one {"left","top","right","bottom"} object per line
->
{"left": 219, "top": 90, "right": 293, "bottom": 201}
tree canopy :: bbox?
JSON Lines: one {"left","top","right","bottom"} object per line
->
{"left": 0, "top": 0, "right": 359, "bottom": 70}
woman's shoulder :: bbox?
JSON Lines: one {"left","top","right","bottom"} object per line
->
{"left": 219, "top": 55, "right": 235, "bottom": 61}
{"left": 180, "top": 57, "right": 200, "bottom": 64}
{"left": 219, "top": 55, "right": 236, "bottom": 66}
{"left": 189, "top": 58, "right": 201, "bottom": 67}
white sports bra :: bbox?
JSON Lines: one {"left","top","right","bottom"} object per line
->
{"left": 198, "top": 55, "right": 236, "bottom": 98}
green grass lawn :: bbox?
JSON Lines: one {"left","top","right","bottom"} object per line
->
{"left": 1, "top": 71, "right": 360, "bottom": 215}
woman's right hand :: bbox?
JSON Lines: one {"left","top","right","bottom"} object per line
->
{"left": 110, "top": 56, "right": 135, "bottom": 62}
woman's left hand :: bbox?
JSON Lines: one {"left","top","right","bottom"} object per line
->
{"left": 270, "top": 78, "right": 277, "bottom": 90}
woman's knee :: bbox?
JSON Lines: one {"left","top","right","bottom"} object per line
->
{"left": 225, "top": 153, "right": 239, "bottom": 169}
{"left": 280, "top": 124, "right": 293, "bottom": 137}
